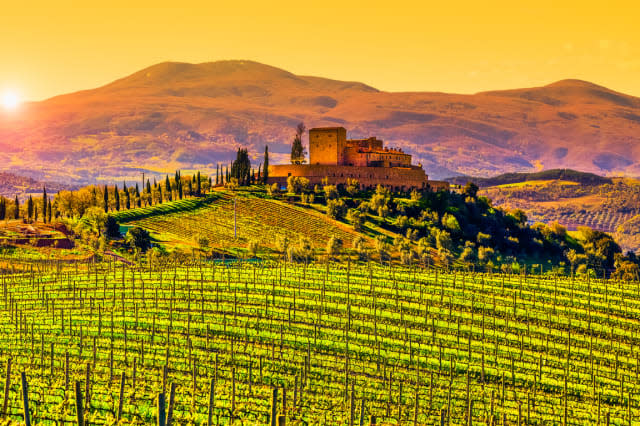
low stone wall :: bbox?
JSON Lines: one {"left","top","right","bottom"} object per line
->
{"left": 267, "top": 164, "right": 448, "bottom": 191}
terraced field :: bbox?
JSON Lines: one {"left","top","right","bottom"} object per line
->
{"left": 1, "top": 260, "right": 639, "bottom": 424}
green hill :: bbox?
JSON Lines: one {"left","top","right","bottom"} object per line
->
{"left": 447, "top": 169, "right": 612, "bottom": 187}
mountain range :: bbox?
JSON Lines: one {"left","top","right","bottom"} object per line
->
{"left": 1, "top": 60, "right": 640, "bottom": 184}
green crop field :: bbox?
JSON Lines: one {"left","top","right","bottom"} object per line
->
{"left": 0, "top": 259, "right": 639, "bottom": 425}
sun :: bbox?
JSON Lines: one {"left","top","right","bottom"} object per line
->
{"left": 1, "top": 91, "right": 20, "bottom": 110}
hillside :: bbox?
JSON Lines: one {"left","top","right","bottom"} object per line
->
{"left": 114, "top": 191, "right": 367, "bottom": 254}
{"left": 2, "top": 61, "right": 640, "bottom": 183}
{"left": 479, "top": 176, "right": 640, "bottom": 252}
{"left": 447, "top": 169, "right": 612, "bottom": 187}
{"left": 0, "top": 171, "right": 76, "bottom": 198}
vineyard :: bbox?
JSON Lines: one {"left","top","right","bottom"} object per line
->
{"left": 528, "top": 209, "right": 640, "bottom": 233}
{"left": 125, "top": 193, "right": 362, "bottom": 252}
{"left": 1, "top": 259, "right": 639, "bottom": 424}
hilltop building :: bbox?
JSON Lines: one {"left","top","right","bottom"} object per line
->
{"left": 268, "top": 127, "right": 449, "bottom": 191}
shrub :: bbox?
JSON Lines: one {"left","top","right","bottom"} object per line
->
{"left": 327, "top": 199, "right": 347, "bottom": 220}
{"left": 248, "top": 239, "right": 260, "bottom": 258}
{"left": 125, "top": 227, "right": 152, "bottom": 252}
{"left": 326, "top": 236, "right": 343, "bottom": 259}
{"left": 347, "top": 209, "right": 364, "bottom": 231}
{"left": 323, "top": 185, "right": 339, "bottom": 200}
{"left": 287, "top": 176, "right": 309, "bottom": 194}
{"left": 442, "top": 213, "right": 460, "bottom": 233}
{"left": 105, "top": 216, "right": 121, "bottom": 239}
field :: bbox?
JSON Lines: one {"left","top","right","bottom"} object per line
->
{"left": 120, "top": 191, "right": 364, "bottom": 253}
{"left": 0, "top": 259, "right": 639, "bottom": 424}
{"left": 481, "top": 178, "right": 640, "bottom": 248}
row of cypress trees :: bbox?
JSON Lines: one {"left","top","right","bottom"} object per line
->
{"left": 0, "top": 187, "right": 52, "bottom": 222}
{"left": 214, "top": 145, "right": 270, "bottom": 186}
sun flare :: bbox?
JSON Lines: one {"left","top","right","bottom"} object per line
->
{"left": 1, "top": 91, "right": 20, "bottom": 110}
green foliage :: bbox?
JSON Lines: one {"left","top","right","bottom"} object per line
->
{"left": 263, "top": 145, "right": 269, "bottom": 184}
{"left": 247, "top": 239, "right": 260, "bottom": 258}
{"left": 326, "top": 199, "right": 347, "bottom": 220}
{"left": 326, "top": 235, "right": 343, "bottom": 259}
{"left": 105, "top": 216, "right": 120, "bottom": 239}
{"left": 290, "top": 122, "right": 307, "bottom": 164}
{"left": 27, "top": 195, "right": 34, "bottom": 220}
{"left": 448, "top": 169, "right": 612, "bottom": 187}
{"left": 346, "top": 179, "right": 359, "bottom": 196}
{"left": 195, "top": 235, "right": 210, "bottom": 252}
{"left": 231, "top": 148, "right": 252, "bottom": 185}
{"left": 110, "top": 194, "right": 221, "bottom": 223}
{"left": 347, "top": 209, "right": 363, "bottom": 231}
{"left": 509, "top": 209, "right": 527, "bottom": 226}
{"left": 463, "top": 181, "right": 479, "bottom": 198}
{"left": 442, "top": 213, "right": 461, "bottom": 233}
{"left": 323, "top": 185, "right": 339, "bottom": 200}
{"left": 125, "top": 227, "right": 152, "bottom": 252}
{"left": 287, "top": 176, "right": 309, "bottom": 194}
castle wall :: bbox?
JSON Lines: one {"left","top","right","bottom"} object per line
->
{"left": 309, "top": 127, "right": 346, "bottom": 165}
{"left": 343, "top": 147, "right": 411, "bottom": 167}
{"left": 267, "top": 164, "right": 445, "bottom": 191}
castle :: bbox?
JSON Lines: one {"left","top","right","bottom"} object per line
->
{"left": 268, "top": 127, "right": 449, "bottom": 191}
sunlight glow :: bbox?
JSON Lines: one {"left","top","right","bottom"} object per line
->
{"left": 1, "top": 91, "right": 20, "bottom": 110}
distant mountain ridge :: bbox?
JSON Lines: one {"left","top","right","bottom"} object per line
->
{"left": 1, "top": 60, "right": 640, "bottom": 184}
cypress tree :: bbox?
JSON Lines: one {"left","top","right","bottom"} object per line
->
{"left": 165, "top": 176, "right": 172, "bottom": 201}
{"left": 14, "top": 196, "right": 19, "bottom": 219}
{"left": 0, "top": 198, "right": 5, "bottom": 221}
{"left": 114, "top": 185, "right": 120, "bottom": 211}
{"left": 188, "top": 180, "right": 193, "bottom": 196}
{"left": 42, "top": 187, "right": 47, "bottom": 223}
{"left": 135, "top": 184, "right": 141, "bottom": 207}
{"left": 196, "top": 171, "right": 202, "bottom": 196}
{"left": 103, "top": 185, "right": 109, "bottom": 212}
{"left": 124, "top": 182, "right": 131, "bottom": 210}
{"left": 208, "top": 176, "right": 212, "bottom": 191}
{"left": 27, "top": 196, "right": 34, "bottom": 220}
{"left": 263, "top": 145, "right": 269, "bottom": 184}
{"left": 291, "top": 123, "right": 306, "bottom": 164}
{"left": 47, "top": 200, "right": 52, "bottom": 223}
{"left": 146, "top": 179, "right": 152, "bottom": 194}
{"left": 178, "top": 181, "right": 184, "bottom": 199}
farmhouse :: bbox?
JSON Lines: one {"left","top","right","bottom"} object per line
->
{"left": 268, "top": 126, "right": 449, "bottom": 191}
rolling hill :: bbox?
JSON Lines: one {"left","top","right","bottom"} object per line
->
{"left": 2, "top": 60, "right": 640, "bottom": 184}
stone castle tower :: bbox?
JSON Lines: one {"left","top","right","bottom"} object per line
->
{"left": 268, "top": 126, "right": 449, "bottom": 191}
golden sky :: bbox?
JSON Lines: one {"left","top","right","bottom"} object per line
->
{"left": 1, "top": 0, "right": 639, "bottom": 101}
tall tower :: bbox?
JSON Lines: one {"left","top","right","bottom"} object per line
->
{"left": 308, "top": 127, "right": 347, "bottom": 165}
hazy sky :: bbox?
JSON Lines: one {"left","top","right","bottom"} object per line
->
{"left": 1, "top": 0, "right": 639, "bottom": 101}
